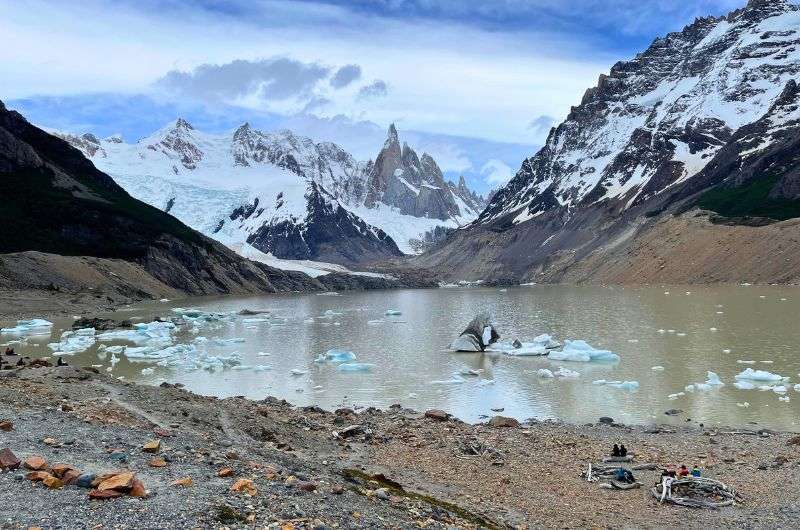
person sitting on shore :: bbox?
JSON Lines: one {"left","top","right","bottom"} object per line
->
{"left": 619, "top": 444, "right": 628, "bottom": 457}
{"left": 691, "top": 465, "right": 701, "bottom": 477}
{"left": 678, "top": 465, "right": 690, "bottom": 477}
{"left": 612, "top": 444, "right": 621, "bottom": 457}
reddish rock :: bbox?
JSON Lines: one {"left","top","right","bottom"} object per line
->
{"left": 230, "top": 478, "right": 257, "bottom": 496}
{"left": 217, "top": 467, "right": 234, "bottom": 477}
{"left": 26, "top": 471, "right": 51, "bottom": 482}
{"left": 298, "top": 481, "right": 318, "bottom": 492}
{"left": 0, "top": 421, "right": 12, "bottom": 432}
{"left": 0, "top": 448, "right": 20, "bottom": 470}
{"left": 23, "top": 456, "right": 47, "bottom": 471}
{"left": 129, "top": 479, "right": 147, "bottom": 498}
{"left": 50, "top": 463, "right": 76, "bottom": 478}
{"left": 171, "top": 476, "right": 193, "bottom": 487}
{"left": 62, "top": 469, "right": 82, "bottom": 485}
{"left": 331, "top": 484, "right": 345, "bottom": 495}
{"left": 89, "top": 489, "right": 124, "bottom": 500}
{"left": 424, "top": 409, "right": 450, "bottom": 421}
{"left": 43, "top": 475, "right": 64, "bottom": 489}
{"left": 98, "top": 472, "right": 135, "bottom": 492}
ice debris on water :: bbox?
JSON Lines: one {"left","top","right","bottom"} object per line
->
{"left": 337, "top": 362, "right": 375, "bottom": 372}
{"left": 290, "top": 369, "right": 307, "bottom": 376}
{"left": 385, "top": 309, "right": 402, "bottom": 316}
{"left": 554, "top": 366, "right": 580, "bottom": 379}
{"left": 780, "top": 395, "right": 791, "bottom": 402}
{"left": 736, "top": 402, "right": 750, "bottom": 408}
{"left": 48, "top": 328, "right": 96, "bottom": 355}
{"left": 536, "top": 369, "right": 554, "bottom": 378}
{"left": 734, "top": 381, "right": 756, "bottom": 390}
{"left": 735, "top": 368, "right": 786, "bottom": 383}
{"left": 607, "top": 381, "right": 639, "bottom": 391}
{"left": 97, "top": 321, "right": 175, "bottom": 349}
{"left": 140, "top": 367, "right": 155, "bottom": 376}
{"left": 314, "top": 349, "right": 357, "bottom": 364}
{"left": 1, "top": 319, "right": 53, "bottom": 335}
{"left": 547, "top": 340, "right": 619, "bottom": 363}
{"left": 651, "top": 366, "right": 665, "bottom": 371}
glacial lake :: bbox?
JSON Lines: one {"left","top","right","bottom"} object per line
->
{"left": 4, "top": 285, "right": 800, "bottom": 431}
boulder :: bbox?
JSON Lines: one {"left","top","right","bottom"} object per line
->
{"left": 43, "top": 475, "right": 64, "bottom": 489}
{"left": 26, "top": 471, "right": 51, "bottom": 482}
{"left": 598, "top": 417, "right": 615, "bottom": 425}
{"left": 488, "top": 416, "right": 520, "bottom": 428}
{"left": 97, "top": 472, "right": 135, "bottom": 492}
{"left": 50, "top": 463, "right": 76, "bottom": 478}
{"left": 23, "top": 456, "right": 47, "bottom": 471}
{"left": 0, "top": 421, "right": 12, "bottom": 432}
{"left": 89, "top": 489, "right": 124, "bottom": 500}
{"left": 450, "top": 313, "right": 500, "bottom": 352}
{"left": 424, "top": 409, "right": 450, "bottom": 422}
{"left": 0, "top": 448, "right": 21, "bottom": 470}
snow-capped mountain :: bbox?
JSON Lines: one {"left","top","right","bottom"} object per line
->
{"left": 480, "top": 0, "right": 800, "bottom": 226}
{"left": 56, "top": 120, "right": 485, "bottom": 265}
{"left": 417, "top": 0, "right": 800, "bottom": 284}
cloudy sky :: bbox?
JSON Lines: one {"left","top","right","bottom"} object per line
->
{"left": 1, "top": 0, "right": 746, "bottom": 192}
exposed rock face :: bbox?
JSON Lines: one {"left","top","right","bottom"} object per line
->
{"left": 421, "top": 0, "right": 800, "bottom": 284}
{"left": 365, "top": 125, "right": 477, "bottom": 221}
{"left": 243, "top": 182, "right": 402, "bottom": 267}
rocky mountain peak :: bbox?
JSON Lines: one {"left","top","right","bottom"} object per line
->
{"left": 174, "top": 117, "right": 194, "bottom": 130}
{"left": 386, "top": 123, "right": 399, "bottom": 146}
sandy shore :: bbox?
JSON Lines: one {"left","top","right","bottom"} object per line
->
{"left": 1, "top": 364, "right": 799, "bottom": 529}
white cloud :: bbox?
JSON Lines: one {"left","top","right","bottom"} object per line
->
{"left": 0, "top": 0, "right": 609, "bottom": 145}
{"left": 481, "top": 159, "right": 514, "bottom": 186}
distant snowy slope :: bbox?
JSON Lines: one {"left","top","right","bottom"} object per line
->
{"left": 55, "top": 120, "right": 486, "bottom": 261}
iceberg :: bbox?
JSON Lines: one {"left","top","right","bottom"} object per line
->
{"left": 314, "top": 349, "right": 357, "bottom": 364}
{"left": 450, "top": 313, "right": 499, "bottom": 352}
{"left": 1, "top": 318, "right": 53, "bottom": 335}
{"left": 547, "top": 340, "right": 619, "bottom": 363}
{"left": 48, "top": 328, "right": 96, "bottom": 354}
{"left": 337, "top": 362, "right": 375, "bottom": 372}
{"left": 554, "top": 366, "right": 580, "bottom": 378}
{"left": 734, "top": 368, "right": 786, "bottom": 383}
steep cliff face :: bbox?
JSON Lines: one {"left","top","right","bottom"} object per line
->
{"left": 419, "top": 0, "right": 800, "bottom": 284}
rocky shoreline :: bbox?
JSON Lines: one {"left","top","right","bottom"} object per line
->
{"left": 2, "top": 364, "right": 799, "bottom": 529}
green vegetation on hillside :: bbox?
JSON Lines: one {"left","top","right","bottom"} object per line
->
{"left": 697, "top": 174, "right": 800, "bottom": 221}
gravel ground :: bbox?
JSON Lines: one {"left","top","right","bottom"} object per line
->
{"left": 1, "top": 365, "right": 799, "bottom": 529}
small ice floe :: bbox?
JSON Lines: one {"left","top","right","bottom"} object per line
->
{"left": 735, "top": 368, "right": 786, "bottom": 383}
{"left": 547, "top": 340, "right": 619, "bottom": 363}
{"left": 319, "top": 309, "right": 342, "bottom": 319}
{"left": 159, "top": 298, "right": 170, "bottom": 303}
{"left": 316, "top": 292, "right": 341, "bottom": 296}
{"left": 368, "top": 319, "right": 385, "bottom": 325}
{"left": 627, "top": 339, "right": 639, "bottom": 343}
{"left": 459, "top": 368, "right": 482, "bottom": 377}
{"left": 657, "top": 329, "right": 666, "bottom": 334}
{"left": 794, "top": 384, "right": 800, "bottom": 392}
{"left": 686, "top": 372, "right": 724, "bottom": 392}
{"left": 256, "top": 352, "right": 272, "bottom": 357}
{"left": 737, "top": 360, "right": 755, "bottom": 364}
{"left": 487, "top": 341, "right": 546, "bottom": 357}
{"left": 48, "top": 328, "right": 96, "bottom": 355}
{"left": 554, "top": 366, "right": 580, "bottom": 378}
{"left": 722, "top": 349, "right": 731, "bottom": 354}
{"left": 779, "top": 395, "right": 791, "bottom": 402}
{"left": 290, "top": 369, "right": 307, "bottom": 376}
{"left": 734, "top": 381, "right": 756, "bottom": 390}
{"left": 1, "top": 319, "right": 53, "bottom": 336}
{"left": 303, "top": 318, "right": 314, "bottom": 324}
{"left": 709, "top": 327, "right": 718, "bottom": 332}
{"left": 385, "top": 309, "right": 402, "bottom": 316}
{"left": 450, "top": 313, "right": 499, "bottom": 352}
{"left": 651, "top": 366, "right": 665, "bottom": 371}
{"left": 213, "top": 338, "right": 245, "bottom": 346}
{"left": 773, "top": 385, "right": 789, "bottom": 394}
{"left": 231, "top": 365, "right": 254, "bottom": 371}
{"left": 110, "top": 354, "right": 120, "bottom": 367}
{"left": 606, "top": 381, "right": 639, "bottom": 391}
{"left": 253, "top": 365, "right": 270, "bottom": 372}
{"left": 242, "top": 318, "right": 270, "bottom": 324}
{"left": 676, "top": 333, "right": 687, "bottom": 337}
{"left": 668, "top": 392, "right": 685, "bottom": 400}
{"left": 97, "top": 321, "right": 175, "bottom": 348}
{"left": 314, "top": 349, "right": 357, "bottom": 364}
{"left": 337, "top": 362, "right": 374, "bottom": 373}
{"left": 736, "top": 402, "right": 750, "bottom": 408}
{"left": 760, "top": 360, "right": 774, "bottom": 364}
{"left": 667, "top": 330, "right": 676, "bottom": 334}
{"left": 536, "top": 369, "right": 555, "bottom": 378}
{"left": 140, "top": 367, "right": 155, "bottom": 376}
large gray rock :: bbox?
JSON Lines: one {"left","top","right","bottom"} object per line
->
{"left": 450, "top": 313, "right": 500, "bottom": 352}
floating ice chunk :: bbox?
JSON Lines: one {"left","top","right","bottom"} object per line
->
{"left": 667, "top": 330, "right": 675, "bottom": 334}
{"left": 256, "top": 352, "right": 272, "bottom": 357}
{"left": 651, "top": 366, "right": 665, "bottom": 371}
{"left": 548, "top": 340, "right": 619, "bottom": 363}
{"left": 722, "top": 349, "right": 731, "bottom": 354}
{"left": 320, "top": 309, "right": 342, "bottom": 319}
{"left": 337, "top": 362, "right": 374, "bottom": 372}
{"left": 532, "top": 334, "right": 561, "bottom": 349}
{"left": 554, "top": 366, "right": 580, "bottom": 378}
{"left": 685, "top": 385, "right": 695, "bottom": 393}
{"left": 1, "top": 318, "right": 53, "bottom": 335}
{"left": 459, "top": 368, "right": 482, "bottom": 377}
{"left": 316, "top": 292, "right": 340, "bottom": 296}
{"left": 706, "top": 372, "right": 724, "bottom": 386}
{"left": 709, "top": 327, "right": 718, "bottom": 332}
{"left": 536, "top": 369, "right": 554, "bottom": 378}
{"left": 213, "top": 338, "right": 245, "bottom": 346}
{"left": 290, "top": 369, "right": 307, "bottom": 376}
{"left": 737, "top": 360, "right": 755, "bottom": 364}
{"left": 368, "top": 320, "right": 385, "bottom": 325}
{"left": 773, "top": 385, "right": 788, "bottom": 394}
{"left": 140, "top": 367, "right": 155, "bottom": 376}
{"left": 242, "top": 318, "right": 270, "bottom": 324}
{"left": 430, "top": 376, "right": 466, "bottom": 384}
{"left": 315, "top": 349, "right": 357, "bottom": 364}
{"left": 668, "top": 392, "right": 685, "bottom": 400}
{"left": 607, "top": 381, "right": 639, "bottom": 391}
{"left": 760, "top": 360, "right": 774, "bottom": 364}
{"left": 794, "top": 384, "right": 800, "bottom": 392}
{"left": 734, "top": 380, "right": 756, "bottom": 390}
{"left": 48, "top": 328, "right": 96, "bottom": 355}
{"left": 780, "top": 395, "right": 791, "bottom": 402}
{"left": 628, "top": 339, "right": 639, "bottom": 343}
{"left": 486, "top": 341, "right": 547, "bottom": 357}
{"left": 685, "top": 371, "right": 724, "bottom": 392}
{"left": 735, "top": 368, "right": 786, "bottom": 382}
{"left": 592, "top": 379, "right": 607, "bottom": 385}
{"left": 676, "top": 333, "right": 687, "bottom": 337}
{"left": 657, "top": 329, "right": 666, "bottom": 334}
{"left": 736, "top": 402, "right": 750, "bottom": 408}
{"left": 385, "top": 309, "right": 402, "bottom": 316}
{"left": 231, "top": 365, "right": 253, "bottom": 371}
{"left": 253, "top": 365, "right": 271, "bottom": 372}
{"left": 450, "top": 313, "right": 499, "bottom": 352}
{"left": 97, "top": 321, "right": 175, "bottom": 348}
